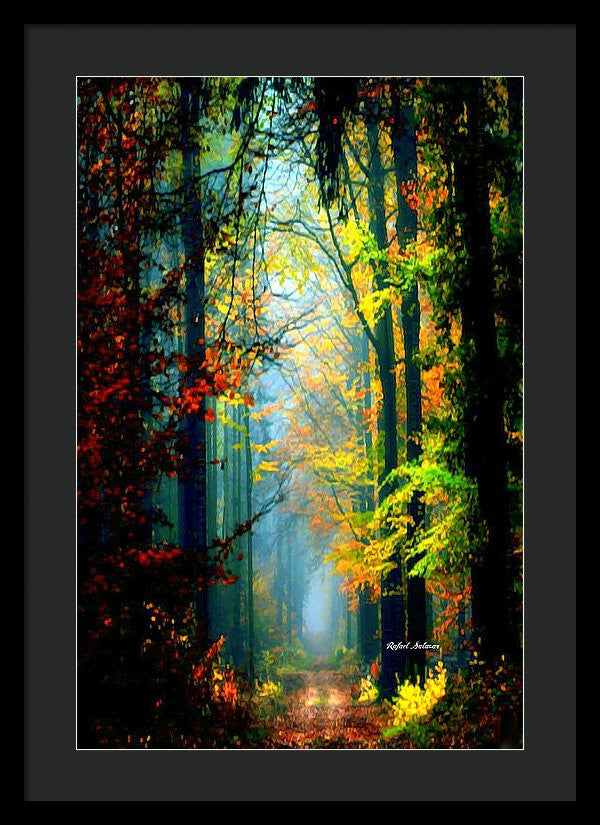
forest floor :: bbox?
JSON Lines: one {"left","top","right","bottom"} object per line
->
{"left": 267, "top": 664, "right": 384, "bottom": 748}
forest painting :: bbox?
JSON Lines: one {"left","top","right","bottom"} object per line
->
{"left": 77, "top": 76, "right": 523, "bottom": 749}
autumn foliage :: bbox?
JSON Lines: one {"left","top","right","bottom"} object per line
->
{"left": 78, "top": 76, "right": 522, "bottom": 750}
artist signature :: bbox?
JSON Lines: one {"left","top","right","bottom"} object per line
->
{"left": 386, "top": 641, "right": 440, "bottom": 650}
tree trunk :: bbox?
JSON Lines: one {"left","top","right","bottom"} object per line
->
{"left": 358, "top": 331, "right": 380, "bottom": 665}
{"left": 296, "top": 571, "right": 304, "bottom": 641}
{"left": 286, "top": 540, "right": 293, "bottom": 645}
{"left": 346, "top": 598, "right": 352, "bottom": 648}
{"left": 220, "top": 404, "right": 234, "bottom": 659}
{"left": 206, "top": 396, "right": 217, "bottom": 548}
{"left": 114, "top": 102, "right": 152, "bottom": 730}
{"left": 391, "top": 84, "right": 427, "bottom": 683}
{"left": 365, "top": 116, "right": 405, "bottom": 698}
{"left": 275, "top": 528, "right": 283, "bottom": 628}
{"left": 231, "top": 404, "right": 242, "bottom": 666}
{"left": 454, "top": 79, "right": 518, "bottom": 664}
{"left": 222, "top": 404, "right": 230, "bottom": 541}
{"left": 206, "top": 396, "right": 218, "bottom": 640}
{"left": 243, "top": 404, "right": 255, "bottom": 684}
{"left": 178, "top": 80, "right": 208, "bottom": 650}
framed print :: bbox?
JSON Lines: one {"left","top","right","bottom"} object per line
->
{"left": 25, "top": 23, "right": 576, "bottom": 802}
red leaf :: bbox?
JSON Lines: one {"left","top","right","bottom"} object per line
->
{"left": 370, "top": 661, "right": 381, "bottom": 681}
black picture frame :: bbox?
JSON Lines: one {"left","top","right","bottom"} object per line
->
{"left": 25, "top": 23, "right": 576, "bottom": 802}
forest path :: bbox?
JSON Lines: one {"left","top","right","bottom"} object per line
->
{"left": 270, "top": 666, "right": 382, "bottom": 749}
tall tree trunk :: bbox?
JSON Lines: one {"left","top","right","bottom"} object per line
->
{"left": 275, "top": 527, "right": 283, "bottom": 628}
{"left": 112, "top": 99, "right": 152, "bottom": 730}
{"left": 206, "top": 396, "right": 218, "bottom": 640}
{"left": 507, "top": 77, "right": 523, "bottom": 199}
{"left": 505, "top": 76, "right": 523, "bottom": 646}
{"left": 178, "top": 80, "right": 208, "bottom": 650}
{"left": 454, "top": 79, "right": 518, "bottom": 663}
{"left": 365, "top": 116, "right": 405, "bottom": 698}
{"left": 294, "top": 539, "right": 304, "bottom": 641}
{"left": 346, "top": 598, "right": 352, "bottom": 648}
{"left": 222, "top": 404, "right": 230, "bottom": 541}
{"left": 220, "top": 404, "right": 234, "bottom": 658}
{"left": 296, "top": 564, "right": 304, "bottom": 641}
{"left": 286, "top": 540, "right": 293, "bottom": 645}
{"left": 206, "top": 396, "right": 218, "bottom": 548}
{"left": 358, "top": 332, "right": 380, "bottom": 665}
{"left": 358, "top": 589, "right": 379, "bottom": 664}
{"left": 391, "top": 84, "right": 427, "bottom": 683}
{"left": 231, "top": 404, "right": 242, "bottom": 666}
{"left": 243, "top": 404, "right": 255, "bottom": 684}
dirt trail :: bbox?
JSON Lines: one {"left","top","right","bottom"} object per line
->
{"left": 270, "top": 666, "right": 382, "bottom": 749}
